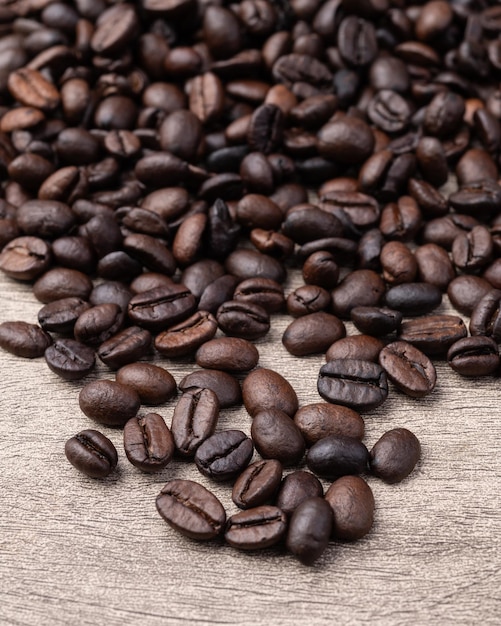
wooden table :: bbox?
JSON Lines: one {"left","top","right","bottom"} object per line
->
{"left": 1, "top": 269, "right": 500, "bottom": 626}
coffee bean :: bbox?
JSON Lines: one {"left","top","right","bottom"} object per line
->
{"left": 65, "top": 429, "right": 118, "bottom": 479}
{"left": 154, "top": 311, "right": 218, "bottom": 358}
{"left": 318, "top": 116, "right": 375, "bottom": 165}
{"left": 447, "top": 275, "right": 492, "bottom": 316}
{"left": 74, "top": 303, "right": 124, "bottom": 346}
{"left": 307, "top": 435, "right": 369, "bottom": 478}
{"left": 45, "top": 338, "right": 95, "bottom": 381}
{"left": 116, "top": 363, "right": 176, "bottom": 406}
{"left": 128, "top": 285, "right": 196, "bottom": 332}
{"left": 325, "top": 335, "right": 384, "bottom": 363}
{"left": 195, "top": 430, "right": 253, "bottom": 481}
{"left": 370, "top": 428, "right": 421, "bottom": 484}
{"left": 0, "top": 320, "right": 52, "bottom": 358}
{"left": 38, "top": 297, "right": 91, "bottom": 335}
{"left": 318, "top": 359, "right": 388, "bottom": 411}
{"left": 225, "top": 505, "right": 287, "bottom": 551}
{"left": 350, "top": 306, "right": 402, "bottom": 337}
{"left": 384, "top": 282, "right": 442, "bottom": 316}
{"left": 156, "top": 479, "right": 226, "bottom": 541}
{"left": 338, "top": 16, "right": 378, "bottom": 68}
{"left": 447, "top": 336, "right": 500, "bottom": 377}
{"left": 275, "top": 470, "right": 323, "bottom": 518}
{"left": 224, "top": 248, "right": 286, "bottom": 283}
{"left": 8, "top": 68, "right": 60, "bottom": 110}
{"left": 243, "top": 368, "right": 298, "bottom": 417}
{"left": 286, "top": 497, "right": 333, "bottom": 565}
{"left": 232, "top": 459, "right": 282, "bottom": 510}
{"left": 233, "top": 277, "right": 285, "bottom": 314}
{"left": 331, "top": 270, "right": 386, "bottom": 319}
{"left": 324, "top": 475, "right": 374, "bottom": 541}
{"left": 294, "top": 403, "right": 364, "bottom": 446}
{"left": 251, "top": 408, "right": 305, "bottom": 467}
{"left": 123, "top": 413, "right": 174, "bottom": 472}
{"left": 33, "top": 268, "right": 93, "bottom": 304}
{"left": 179, "top": 369, "right": 241, "bottom": 408}
{"left": 286, "top": 284, "right": 331, "bottom": 317}
{"left": 195, "top": 337, "right": 259, "bottom": 373}
{"left": 0, "top": 233, "right": 51, "bottom": 279}
{"left": 379, "top": 341, "right": 436, "bottom": 398}
{"left": 171, "top": 387, "right": 219, "bottom": 458}
{"left": 217, "top": 300, "right": 270, "bottom": 340}
{"left": 282, "top": 312, "right": 346, "bottom": 356}
{"left": 398, "top": 315, "right": 467, "bottom": 356}
{"left": 470, "top": 290, "right": 501, "bottom": 342}
{"left": 415, "top": 243, "right": 455, "bottom": 291}
{"left": 79, "top": 379, "right": 140, "bottom": 427}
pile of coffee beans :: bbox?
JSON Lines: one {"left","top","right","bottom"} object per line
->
{"left": 1, "top": 0, "right": 501, "bottom": 564}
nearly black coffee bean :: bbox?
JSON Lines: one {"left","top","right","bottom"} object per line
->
{"left": 324, "top": 475, "right": 375, "bottom": 541}
{"left": 384, "top": 282, "right": 442, "bottom": 316}
{"left": 79, "top": 379, "right": 140, "bottom": 427}
{"left": 123, "top": 413, "right": 174, "bottom": 473}
{"left": 65, "top": 429, "right": 118, "bottom": 479}
{"left": 282, "top": 312, "right": 346, "bottom": 356}
{"left": 251, "top": 408, "right": 305, "bottom": 467}
{"left": 195, "top": 429, "right": 253, "bottom": 481}
{"left": 294, "top": 403, "right": 365, "bottom": 446}
{"left": 225, "top": 505, "right": 287, "bottom": 551}
{"left": 325, "top": 335, "right": 384, "bottom": 363}
{"left": 195, "top": 337, "right": 259, "bottom": 373}
{"left": 216, "top": 300, "right": 270, "bottom": 340}
{"left": 171, "top": 387, "right": 219, "bottom": 458}
{"left": 350, "top": 306, "right": 402, "bottom": 337}
{"left": 398, "top": 315, "right": 467, "bottom": 356}
{"left": 45, "top": 338, "right": 95, "bottom": 381}
{"left": 306, "top": 435, "right": 369, "bottom": 478}
{"left": 97, "top": 326, "right": 152, "bottom": 370}
{"left": 116, "top": 363, "right": 176, "bottom": 405}
{"left": 370, "top": 428, "right": 421, "bottom": 484}
{"left": 232, "top": 459, "right": 283, "bottom": 510}
{"left": 179, "top": 369, "right": 241, "bottom": 408}
{"left": 0, "top": 321, "right": 52, "bottom": 358}
{"left": 447, "top": 336, "right": 500, "bottom": 377}
{"left": 286, "top": 497, "right": 333, "bottom": 566}
{"left": 156, "top": 479, "right": 226, "bottom": 541}
{"left": 379, "top": 341, "right": 436, "bottom": 398}
{"left": 275, "top": 470, "right": 323, "bottom": 518}
{"left": 318, "top": 359, "right": 388, "bottom": 411}
{"left": 243, "top": 368, "right": 298, "bottom": 417}
{"left": 154, "top": 311, "right": 218, "bottom": 358}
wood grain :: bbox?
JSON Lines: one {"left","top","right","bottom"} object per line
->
{"left": 0, "top": 270, "right": 500, "bottom": 626}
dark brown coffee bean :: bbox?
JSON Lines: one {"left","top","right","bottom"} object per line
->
{"left": 0, "top": 320, "right": 52, "bottom": 359}
{"left": 233, "top": 277, "right": 285, "bottom": 314}
{"left": 282, "top": 205, "right": 343, "bottom": 244}
{"left": 179, "top": 369, "right": 241, "bottom": 408}
{"left": 415, "top": 243, "right": 455, "bottom": 291}
{"left": 232, "top": 459, "right": 282, "bottom": 510}
{"left": 384, "top": 282, "right": 442, "bottom": 316}
{"left": 90, "top": 281, "right": 132, "bottom": 313}
{"left": 447, "top": 336, "right": 499, "bottom": 377}
{"left": 251, "top": 408, "right": 305, "bottom": 467}
{"left": 243, "top": 368, "right": 298, "bottom": 417}
{"left": 331, "top": 270, "right": 386, "bottom": 319}
{"left": 338, "top": 16, "right": 378, "bottom": 67}
{"left": 282, "top": 312, "right": 345, "bottom": 356}
{"left": 470, "top": 290, "right": 501, "bottom": 342}
{"left": 380, "top": 241, "right": 417, "bottom": 286}
{"left": 247, "top": 104, "right": 284, "bottom": 155}
{"left": 236, "top": 194, "right": 283, "bottom": 231}
{"left": 189, "top": 72, "right": 225, "bottom": 125}
{"left": 379, "top": 341, "right": 436, "bottom": 398}
{"left": 422, "top": 214, "right": 479, "bottom": 251}
{"left": 225, "top": 505, "right": 287, "bottom": 551}
{"left": 455, "top": 148, "right": 498, "bottom": 186}
{"left": 318, "top": 359, "right": 388, "bottom": 411}
{"left": 275, "top": 470, "right": 323, "bottom": 518}
{"left": 33, "top": 268, "right": 93, "bottom": 304}
{"left": 325, "top": 335, "right": 384, "bottom": 363}
{"left": 38, "top": 297, "right": 91, "bottom": 334}
{"left": 307, "top": 435, "right": 369, "bottom": 477}
{"left": 128, "top": 285, "right": 196, "bottom": 332}
{"left": 379, "top": 197, "right": 422, "bottom": 242}
{"left": 123, "top": 233, "right": 176, "bottom": 276}
{"left": 199, "top": 274, "right": 240, "bottom": 316}
{"left": 74, "top": 303, "right": 124, "bottom": 346}
{"left": 91, "top": 3, "right": 138, "bottom": 56}
{"left": 123, "top": 412, "right": 174, "bottom": 472}
{"left": 424, "top": 90, "right": 465, "bottom": 138}
{"left": 195, "top": 337, "right": 259, "bottom": 373}
{"left": 171, "top": 387, "right": 219, "bottom": 458}
{"left": 318, "top": 116, "right": 374, "bottom": 165}
{"left": 195, "top": 429, "right": 253, "bottom": 481}
{"left": 452, "top": 225, "right": 493, "bottom": 272}
{"left": 8, "top": 68, "right": 60, "bottom": 110}
{"left": 65, "top": 429, "right": 118, "bottom": 479}
{"left": 294, "top": 403, "right": 364, "bottom": 447}
{"left": 324, "top": 475, "right": 374, "bottom": 541}
{"left": 116, "top": 363, "right": 176, "bottom": 405}
{"left": 97, "top": 326, "right": 152, "bottom": 370}
{"left": 79, "top": 379, "right": 140, "bottom": 427}
{"left": 16, "top": 200, "right": 75, "bottom": 239}
{"left": 399, "top": 315, "right": 467, "bottom": 356}
{"left": 447, "top": 275, "right": 492, "bottom": 316}
{"left": 450, "top": 180, "right": 501, "bottom": 221}
{"left": 154, "top": 311, "right": 218, "bottom": 358}
{"left": 225, "top": 248, "right": 286, "bottom": 283}
{"left": 286, "top": 284, "right": 331, "bottom": 317}
{"left": 286, "top": 497, "right": 333, "bottom": 565}
{"left": 367, "top": 90, "right": 410, "bottom": 134}
{"left": 44, "top": 338, "right": 95, "bottom": 380}
{"left": 156, "top": 479, "right": 226, "bottom": 541}
{"left": 217, "top": 300, "right": 270, "bottom": 340}
{"left": 370, "top": 428, "right": 421, "bottom": 484}
{"left": 272, "top": 53, "right": 333, "bottom": 93}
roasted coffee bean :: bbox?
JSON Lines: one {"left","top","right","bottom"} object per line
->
{"left": 179, "top": 369, "right": 241, "bottom": 408}
{"left": 51, "top": 236, "right": 96, "bottom": 274}
{"left": 156, "top": 479, "right": 226, "bottom": 541}
{"left": 224, "top": 248, "right": 286, "bottom": 283}
{"left": 282, "top": 312, "right": 345, "bottom": 356}
{"left": 286, "top": 497, "right": 333, "bottom": 566}
{"left": 232, "top": 459, "right": 283, "bottom": 510}
{"left": 79, "top": 379, "right": 140, "bottom": 427}
{"left": 97, "top": 251, "right": 143, "bottom": 282}
{"left": 181, "top": 260, "right": 225, "bottom": 300}
{"left": 286, "top": 284, "right": 331, "bottom": 317}
{"left": 272, "top": 53, "right": 333, "bottom": 93}
{"left": 38, "top": 297, "right": 90, "bottom": 335}
{"left": 195, "top": 429, "right": 253, "bottom": 481}
{"left": 225, "top": 505, "right": 287, "bottom": 551}
{"left": 384, "top": 282, "right": 442, "bottom": 316}
{"left": 90, "top": 281, "right": 132, "bottom": 313}
{"left": 326, "top": 335, "right": 384, "bottom": 363}
{"left": 0, "top": 236, "right": 51, "bottom": 281}
{"left": 318, "top": 359, "right": 388, "bottom": 411}
{"left": 415, "top": 243, "right": 455, "bottom": 291}
{"left": 483, "top": 259, "right": 501, "bottom": 289}
{"left": 447, "top": 276, "right": 492, "bottom": 316}
{"left": 154, "top": 311, "right": 218, "bottom": 358}
{"left": 123, "top": 413, "right": 174, "bottom": 473}
{"left": 8, "top": 68, "right": 60, "bottom": 110}
{"left": 171, "top": 387, "right": 219, "bottom": 458}
{"left": 318, "top": 116, "right": 374, "bottom": 165}
{"left": 275, "top": 470, "right": 323, "bottom": 518}
{"left": 233, "top": 278, "right": 285, "bottom": 314}
{"left": 379, "top": 197, "right": 422, "bottom": 242}
{"left": 130, "top": 273, "right": 174, "bottom": 294}
{"left": 452, "top": 225, "right": 493, "bottom": 272}
{"left": 0, "top": 320, "right": 52, "bottom": 359}
{"left": 195, "top": 337, "right": 259, "bottom": 373}
{"left": 350, "top": 306, "right": 402, "bottom": 337}
{"left": 45, "top": 338, "right": 95, "bottom": 381}
{"left": 189, "top": 72, "right": 225, "bottom": 125}
{"left": 302, "top": 251, "right": 339, "bottom": 289}
{"left": 17, "top": 200, "right": 75, "bottom": 239}
{"left": 198, "top": 275, "right": 239, "bottom": 315}
{"left": 470, "top": 290, "right": 501, "bottom": 342}
{"left": 370, "top": 428, "right": 421, "bottom": 484}
{"left": 33, "top": 268, "right": 93, "bottom": 304}
{"left": 368, "top": 90, "right": 410, "bottom": 134}
{"left": 449, "top": 180, "right": 501, "bottom": 221}
{"left": 380, "top": 241, "right": 417, "bottom": 286}
{"left": 379, "top": 341, "right": 436, "bottom": 398}
{"left": 331, "top": 270, "right": 386, "bottom": 319}
{"left": 294, "top": 403, "right": 364, "bottom": 447}
{"left": 324, "top": 476, "right": 374, "bottom": 541}
{"left": 447, "top": 334, "right": 499, "bottom": 377}
{"left": 123, "top": 233, "right": 176, "bottom": 276}
{"left": 128, "top": 285, "right": 196, "bottom": 332}
{"left": 307, "top": 435, "right": 369, "bottom": 478}
{"left": 65, "top": 429, "right": 118, "bottom": 479}
{"left": 74, "top": 303, "right": 124, "bottom": 346}
{"left": 97, "top": 326, "right": 152, "bottom": 370}
{"left": 217, "top": 300, "right": 270, "bottom": 340}
{"left": 398, "top": 315, "right": 467, "bottom": 356}
{"left": 243, "top": 368, "right": 298, "bottom": 417}
{"left": 251, "top": 408, "right": 305, "bottom": 467}
{"left": 116, "top": 363, "right": 176, "bottom": 406}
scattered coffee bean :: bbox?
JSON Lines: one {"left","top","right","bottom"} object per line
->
{"left": 79, "top": 379, "right": 140, "bottom": 427}
{"left": 324, "top": 476, "right": 375, "bottom": 541}
{"left": 286, "top": 497, "right": 333, "bottom": 566}
{"left": 370, "top": 428, "right": 421, "bottom": 484}
{"left": 232, "top": 459, "right": 283, "bottom": 510}
{"left": 225, "top": 505, "right": 287, "bottom": 551}
{"left": 116, "top": 363, "right": 176, "bottom": 405}
{"left": 65, "top": 429, "right": 118, "bottom": 479}
{"left": 0, "top": 321, "right": 52, "bottom": 358}
{"left": 243, "top": 368, "right": 298, "bottom": 417}
{"left": 123, "top": 413, "right": 174, "bottom": 472}
{"left": 195, "top": 429, "right": 253, "bottom": 481}
{"left": 275, "top": 470, "right": 324, "bottom": 518}
{"left": 379, "top": 341, "right": 436, "bottom": 398}
{"left": 307, "top": 435, "right": 370, "bottom": 478}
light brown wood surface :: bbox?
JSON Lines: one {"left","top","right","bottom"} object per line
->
{"left": 0, "top": 269, "right": 500, "bottom": 626}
